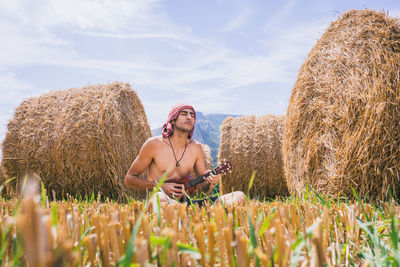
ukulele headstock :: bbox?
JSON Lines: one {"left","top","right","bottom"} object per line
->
{"left": 214, "top": 160, "right": 232, "bottom": 175}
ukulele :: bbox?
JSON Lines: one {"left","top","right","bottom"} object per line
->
{"left": 165, "top": 161, "right": 232, "bottom": 200}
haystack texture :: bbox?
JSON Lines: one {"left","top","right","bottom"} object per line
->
{"left": 1, "top": 82, "right": 151, "bottom": 200}
{"left": 218, "top": 115, "right": 288, "bottom": 198}
{"left": 0, "top": 162, "right": 6, "bottom": 197}
{"left": 282, "top": 10, "right": 400, "bottom": 201}
{"left": 0, "top": 162, "right": 4, "bottom": 184}
{"left": 202, "top": 143, "right": 213, "bottom": 171}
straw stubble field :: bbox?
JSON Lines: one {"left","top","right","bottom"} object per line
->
{"left": 2, "top": 8, "right": 400, "bottom": 267}
{"left": 1, "top": 181, "right": 400, "bottom": 266}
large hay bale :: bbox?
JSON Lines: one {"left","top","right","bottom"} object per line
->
{"left": 2, "top": 82, "right": 151, "bottom": 200}
{"left": 218, "top": 115, "right": 288, "bottom": 198}
{"left": 282, "top": 9, "right": 400, "bottom": 201}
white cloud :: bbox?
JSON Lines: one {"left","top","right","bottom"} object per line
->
{"left": 262, "top": 17, "right": 331, "bottom": 68}
{"left": 0, "top": 72, "right": 43, "bottom": 143}
{"left": 0, "top": 0, "right": 188, "bottom": 71}
{"left": 0, "top": 19, "right": 71, "bottom": 70}
{"left": 220, "top": 3, "right": 252, "bottom": 32}
{"left": 0, "top": 0, "right": 207, "bottom": 71}
{"left": 0, "top": 0, "right": 328, "bottom": 133}
{"left": 264, "top": 0, "right": 297, "bottom": 28}
{"left": 76, "top": 30, "right": 213, "bottom": 52}
{"left": 0, "top": 0, "right": 291, "bottom": 90}
{"left": 0, "top": 73, "right": 37, "bottom": 101}
{"left": 0, "top": 0, "right": 160, "bottom": 32}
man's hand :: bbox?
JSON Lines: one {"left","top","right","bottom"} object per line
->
{"left": 204, "top": 170, "right": 221, "bottom": 187}
{"left": 161, "top": 183, "right": 184, "bottom": 199}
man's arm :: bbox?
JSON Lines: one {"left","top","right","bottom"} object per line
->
{"left": 124, "top": 139, "right": 157, "bottom": 190}
{"left": 193, "top": 144, "right": 218, "bottom": 194}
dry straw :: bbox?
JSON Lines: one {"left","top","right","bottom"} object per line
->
{"left": 202, "top": 143, "right": 213, "bottom": 170}
{"left": 282, "top": 9, "right": 400, "bottom": 201}
{"left": 0, "top": 161, "right": 4, "bottom": 183}
{"left": 218, "top": 115, "right": 288, "bottom": 198}
{"left": 0, "top": 161, "right": 6, "bottom": 196}
{"left": 1, "top": 82, "right": 151, "bottom": 200}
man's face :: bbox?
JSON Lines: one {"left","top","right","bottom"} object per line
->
{"left": 173, "top": 108, "right": 195, "bottom": 132}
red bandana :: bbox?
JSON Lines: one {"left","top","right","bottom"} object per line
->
{"left": 162, "top": 103, "right": 196, "bottom": 139}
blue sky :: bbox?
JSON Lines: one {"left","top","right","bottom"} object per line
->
{"left": 0, "top": 0, "right": 399, "bottom": 143}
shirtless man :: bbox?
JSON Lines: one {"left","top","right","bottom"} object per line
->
{"left": 124, "top": 103, "right": 245, "bottom": 206}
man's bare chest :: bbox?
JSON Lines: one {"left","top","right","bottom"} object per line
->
{"left": 152, "top": 144, "right": 197, "bottom": 178}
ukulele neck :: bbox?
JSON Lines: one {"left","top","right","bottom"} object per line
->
{"left": 189, "top": 169, "right": 217, "bottom": 187}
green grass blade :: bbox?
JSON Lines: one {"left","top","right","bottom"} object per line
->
{"left": 306, "top": 182, "right": 330, "bottom": 208}
{"left": 390, "top": 209, "right": 398, "bottom": 250}
{"left": 118, "top": 170, "right": 169, "bottom": 267}
{"left": 351, "top": 186, "right": 370, "bottom": 222}
{"left": 51, "top": 203, "right": 58, "bottom": 225}
{"left": 247, "top": 171, "right": 256, "bottom": 197}
{"left": 156, "top": 194, "right": 161, "bottom": 227}
{"left": 259, "top": 206, "right": 276, "bottom": 237}
{"left": 41, "top": 181, "right": 47, "bottom": 208}
{"left": 0, "top": 177, "right": 16, "bottom": 194}
{"left": 21, "top": 174, "right": 28, "bottom": 194}
{"left": 177, "top": 243, "right": 200, "bottom": 256}
{"left": 150, "top": 235, "right": 168, "bottom": 245}
{"left": 247, "top": 211, "right": 260, "bottom": 267}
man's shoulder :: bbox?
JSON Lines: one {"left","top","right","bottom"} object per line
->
{"left": 143, "top": 136, "right": 165, "bottom": 148}
{"left": 146, "top": 135, "right": 163, "bottom": 143}
{"left": 189, "top": 139, "right": 204, "bottom": 151}
{"left": 189, "top": 139, "right": 201, "bottom": 145}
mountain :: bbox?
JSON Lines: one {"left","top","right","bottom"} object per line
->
{"left": 151, "top": 111, "right": 241, "bottom": 166}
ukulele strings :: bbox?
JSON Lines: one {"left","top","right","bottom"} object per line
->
{"left": 190, "top": 170, "right": 215, "bottom": 186}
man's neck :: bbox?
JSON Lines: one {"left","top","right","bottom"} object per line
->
{"left": 169, "top": 130, "right": 189, "bottom": 148}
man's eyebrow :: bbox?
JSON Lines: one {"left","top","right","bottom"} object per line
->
{"left": 180, "top": 110, "right": 194, "bottom": 116}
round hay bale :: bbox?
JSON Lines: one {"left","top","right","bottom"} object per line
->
{"left": 1, "top": 82, "right": 151, "bottom": 200}
{"left": 218, "top": 115, "right": 288, "bottom": 199}
{"left": 282, "top": 9, "right": 400, "bottom": 201}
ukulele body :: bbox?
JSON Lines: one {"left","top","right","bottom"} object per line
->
{"left": 165, "top": 176, "right": 197, "bottom": 196}
{"left": 163, "top": 161, "right": 232, "bottom": 201}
